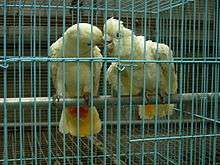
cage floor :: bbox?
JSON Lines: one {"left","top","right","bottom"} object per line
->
{"left": 0, "top": 124, "right": 218, "bottom": 165}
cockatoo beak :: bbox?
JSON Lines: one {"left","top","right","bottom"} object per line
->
{"left": 96, "top": 42, "right": 104, "bottom": 48}
{"left": 103, "top": 34, "right": 113, "bottom": 45}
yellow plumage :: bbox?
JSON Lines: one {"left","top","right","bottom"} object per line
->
{"left": 61, "top": 106, "right": 101, "bottom": 137}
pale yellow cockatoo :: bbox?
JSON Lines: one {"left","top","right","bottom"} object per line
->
{"left": 50, "top": 23, "right": 103, "bottom": 136}
{"left": 104, "top": 18, "right": 177, "bottom": 119}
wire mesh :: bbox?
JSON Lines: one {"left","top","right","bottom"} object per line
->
{"left": 0, "top": 0, "right": 220, "bottom": 164}
{"left": 0, "top": 112, "right": 218, "bottom": 164}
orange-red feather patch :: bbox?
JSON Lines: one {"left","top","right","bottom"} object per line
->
{"left": 68, "top": 106, "right": 89, "bottom": 118}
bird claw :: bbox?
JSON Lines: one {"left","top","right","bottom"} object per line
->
{"left": 83, "top": 92, "right": 91, "bottom": 106}
{"left": 145, "top": 92, "right": 166, "bottom": 104}
{"left": 143, "top": 92, "right": 153, "bottom": 104}
{"left": 158, "top": 94, "right": 166, "bottom": 104}
{"left": 93, "top": 137, "right": 102, "bottom": 146}
{"left": 145, "top": 93, "right": 150, "bottom": 103}
{"left": 52, "top": 94, "right": 62, "bottom": 106}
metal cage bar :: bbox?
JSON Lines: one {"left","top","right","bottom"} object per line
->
{"left": 0, "top": 93, "right": 219, "bottom": 109}
{"left": 0, "top": 0, "right": 219, "bottom": 164}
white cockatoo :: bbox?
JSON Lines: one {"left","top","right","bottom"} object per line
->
{"left": 50, "top": 23, "right": 103, "bottom": 136}
{"left": 104, "top": 18, "right": 177, "bottom": 119}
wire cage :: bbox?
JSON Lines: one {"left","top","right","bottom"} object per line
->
{"left": 0, "top": 0, "right": 220, "bottom": 164}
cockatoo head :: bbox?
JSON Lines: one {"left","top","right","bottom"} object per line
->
{"left": 103, "top": 17, "right": 133, "bottom": 56}
{"left": 103, "top": 17, "right": 124, "bottom": 42}
{"left": 65, "top": 23, "right": 103, "bottom": 49}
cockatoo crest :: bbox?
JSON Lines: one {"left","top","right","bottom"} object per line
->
{"left": 50, "top": 23, "right": 103, "bottom": 57}
{"left": 65, "top": 23, "right": 103, "bottom": 47}
{"left": 103, "top": 17, "right": 132, "bottom": 42}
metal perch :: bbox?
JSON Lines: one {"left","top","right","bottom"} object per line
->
{"left": 0, "top": 93, "right": 219, "bottom": 109}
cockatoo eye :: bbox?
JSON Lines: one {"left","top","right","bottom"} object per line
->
{"left": 87, "top": 42, "right": 92, "bottom": 47}
{"left": 116, "top": 32, "right": 121, "bottom": 39}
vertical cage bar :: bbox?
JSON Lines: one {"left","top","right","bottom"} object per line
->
{"left": 103, "top": 0, "right": 108, "bottom": 164}
{"left": 18, "top": 1, "right": 24, "bottom": 164}
{"left": 116, "top": 0, "right": 122, "bottom": 164}
{"left": 89, "top": 1, "right": 95, "bottom": 164}
{"left": 201, "top": 0, "right": 208, "bottom": 164}
{"left": 208, "top": 5, "right": 216, "bottom": 164}
{"left": 33, "top": 0, "right": 37, "bottom": 163}
{"left": 38, "top": 10, "right": 42, "bottom": 165}
{"left": 47, "top": 0, "right": 52, "bottom": 164}
{"left": 128, "top": 0, "right": 135, "bottom": 164}
{"left": 194, "top": 12, "right": 200, "bottom": 164}
{"left": 21, "top": 2, "right": 25, "bottom": 159}
{"left": 76, "top": 0, "right": 81, "bottom": 164}
{"left": 54, "top": 10, "right": 58, "bottom": 161}
{"left": 3, "top": 0, "right": 8, "bottom": 163}
{"left": 13, "top": 3, "right": 17, "bottom": 164}
{"left": 140, "top": 0, "right": 148, "bottom": 164}
{"left": 189, "top": 1, "right": 196, "bottom": 165}
{"left": 212, "top": 1, "right": 219, "bottom": 164}
{"left": 166, "top": 1, "right": 173, "bottom": 164}
{"left": 176, "top": 18, "right": 179, "bottom": 58}
{"left": 154, "top": 0, "right": 160, "bottom": 164}
{"left": 30, "top": 2, "right": 34, "bottom": 163}
{"left": 61, "top": 0, "right": 67, "bottom": 164}
{"left": 178, "top": 1, "right": 185, "bottom": 164}
{"left": 183, "top": 5, "right": 187, "bottom": 163}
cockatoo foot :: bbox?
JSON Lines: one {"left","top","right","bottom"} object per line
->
{"left": 52, "top": 94, "right": 63, "bottom": 106}
{"left": 158, "top": 94, "right": 166, "bottom": 104}
{"left": 83, "top": 92, "right": 91, "bottom": 106}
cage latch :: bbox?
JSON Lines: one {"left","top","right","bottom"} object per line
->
{"left": 0, "top": 61, "right": 9, "bottom": 69}
{"left": 116, "top": 64, "right": 126, "bottom": 72}
{"left": 116, "top": 63, "right": 138, "bottom": 72}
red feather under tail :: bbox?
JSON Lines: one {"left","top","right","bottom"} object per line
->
{"left": 68, "top": 106, "right": 89, "bottom": 118}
